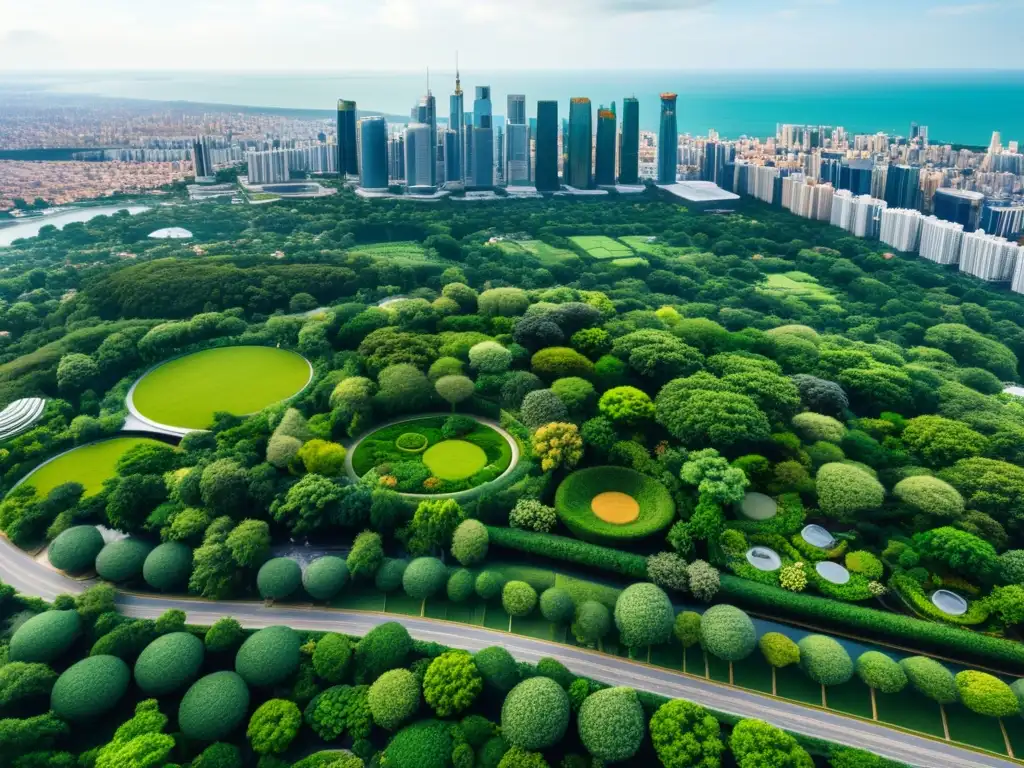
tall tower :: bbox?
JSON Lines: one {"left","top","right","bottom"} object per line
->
{"left": 657, "top": 93, "right": 678, "bottom": 185}
{"left": 358, "top": 116, "right": 388, "bottom": 190}
{"left": 535, "top": 100, "right": 559, "bottom": 192}
{"left": 337, "top": 100, "right": 358, "bottom": 177}
{"left": 472, "top": 86, "right": 494, "bottom": 189}
{"left": 506, "top": 94, "right": 529, "bottom": 185}
{"left": 619, "top": 97, "right": 639, "bottom": 185}
{"left": 566, "top": 98, "right": 592, "bottom": 190}
{"left": 416, "top": 83, "right": 437, "bottom": 186}
{"left": 448, "top": 55, "right": 465, "bottom": 185}
{"left": 595, "top": 104, "right": 616, "bottom": 187}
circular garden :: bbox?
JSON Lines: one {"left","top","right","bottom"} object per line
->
{"left": 351, "top": 416, "right": 514, "bottom": 495}
{"left": 129, "top": 346, "right": 311, "bottom": 430}
{"left": 554, "top": 466, "right": 675, "bottom": 544}
{"left": 20, "top": 436, "right": 167, "bottom": 498}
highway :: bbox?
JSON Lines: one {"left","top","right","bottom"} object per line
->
{"left": 0, "top": 535, "right": 1016, "bottom": 768}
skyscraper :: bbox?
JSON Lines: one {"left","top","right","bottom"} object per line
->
{"left": 619, "top": 97, "right": 639, "bottom": 185}
{"left": 405, "top": 123, "right": 434, "bottom": 190}
{"left": 464, "top": 112, "right": 474, "bottom": 182}
{"left": 358, "top": 117, "right": 388, "bottom": 190}
{"left": 415, "top": 91, "right": 437, "bottom": 186}
{"left": 507, "top": 94, "right": 526, "bottom": 126}
{"left": 883, "top": 165, "right": 921, "bottom": 210}
{"left": 336, "top": 100, "right": 358, "bottom": 177}
{"left": 566, "top": 97, "right": 592, "bottom": 190}
{"left": 595, "top": 104, "right": 616, "bottom": 187}
{"left": 448, "top": 62, "right": 464, "bottom": 185}
{"left": 657, "top": 93, "right": 678, "bottom": 184}
{"left": 472, "top": 86, "right": 494, "bottom": 188}
{"left": 535, "top": 100, "right": 559, "bottom": 192}
{"left": 933, "top": 189, "right": 985, "bottom": 231}
{"left": 192, "top": 136, "right": 213, "bottom": 178}
{"left": 505, "top": 94, "right": 529, "bottom": 185}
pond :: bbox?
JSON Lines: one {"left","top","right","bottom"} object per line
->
{"left": 0, "top": 205, "right": 149, "bottom": 247}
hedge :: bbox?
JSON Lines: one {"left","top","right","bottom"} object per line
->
{"left": 142, "top": 541, "right": 193, "bottom": 592}
{"left": 50, "top": 655, "right": 130, "bottom": 721}
{"left": 9, "top": 609, "right": 82, "bottom": 663}
{"left": 48, "top": 525, "right": 104, "bottom": 573}
{"left": 501, "top": 677, "right": 570, "bottom": 750}
{"left": 554, "top": 466, "right": 675, "bottom": 544}
{"left": 303, "top": 556, "right": 349, "bottom": 601}
{"left": 256, "top": 558, "right": 303, "bottom": 601}
{"left": 95, "top": 537, "right": 153, "bottom": 583}
{"left": 134, "top": 631, "right": 205, "bottom": 695}
{"left": 179, "top": 671, "right": 251, "bottom": 741}
{"left": 485, "top": 527, "right": 648, "bottom": 579}
{"left": 235, "top": 625, "right": 302, "bottom": 687}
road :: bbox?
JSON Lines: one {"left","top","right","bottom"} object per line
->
{"left": 0, "top": 536, "right": 1015, "bottom": 768}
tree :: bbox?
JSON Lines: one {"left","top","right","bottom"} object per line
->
{"left": 598, "top": 387, "right": 655, "bottom": 425}
{"left": 163, "top": 507, "right": 209, "bottom": 545}
{"left": 912, "top": 526, "right": 998, "bottom": 581}
{"left": 901, "top": 416, "right": 989, "bottom": 467}
{"left": 551, "top": 377, "right": 596, "bottom": 418}
{"left": 479, "top": 287, "right": 530, "bottom": 317}
{"left": 204, "top": 617, "right": 244, "bottom": 654}
{"left": 939, "top": 458, "right": 1024, "bottom": 525}
{"left": 798, "top": 635, "right": 854, "bottom": 698}
{"left": 271, "top": 474, "right": 345, "bottom": 535}
{"left": 56, "top": 353, "right": 99, "bottom": 394}
{"left": 892, "top": 476, "right": 965, "bottom": 521}
{"left": 502, "top": 581, "right": 538, "bottom": 617}
{"left": 856, "top": 651, "right": 907, "bottom": 719}
{"left": 297, "top": 439, "right": 347, "bottom": 476}
{"left": 469, "top": 341, "right": 513, "bottom": 373}
{"left": 791, "top": 413, "right": 847, "bottom": 444}
{"left": 247, "top": 699, "right": 301, "bottom": 755}
{"left": 520, "top": 389, "right": 570, "bottom": 430}
{"left": 501, "top": 677, "right": 570, "bottom": 750}
{"left": 312, "top": 633, "right": 352, "bottom": 683}
{"left": 686, "top": 561, "right": 720, "bottom": 602}
{"left": 347, "top": 530, "right": 384, "bottom": 581}
{"left": 509, "top": 499, "right": 557, "bottom": 533}
{"left": 815, "top": 463, "right": 885, "bottom": 520}
{"left": 435, "top": 375, "right": 476, "bottom": 410}
{"left": 368, "top": 668, "right": 420, "bottom": 730}
{"left": 514, "top": 314, "right": 565, "bottom": 350}
{"left": 673, "top": 612, "right": 703, "bottom": 667}
{"left": 406, "top": 499, "right": 465, "bottom": 555}
{"left": 256, "top": 558, "right": 302, "bottom": 601}
{"left": 538, "top": 587, "right": 575, "bottom": 624}
{"left": 423, "top": 651, "right": 483, "bottom": 716}
{"left": 376, "top": 364, "right": 436, "bottom": 415}
{"left": 760, "top": 633, "right": 800, "bottom": 695}
{"left": 531, "top": 422, "right": 583, "bottom": 472}
{"left": 611, "top": 330, "right": 704, "bottom": 383}
{"left": 999, "top": 550, "right": 1024, "bottom": 585}
{"left": 225, "top": 519, "right": 271, "bottom": 569}
{"left": 189, "top": 542, "right": 237, "bottom": 599}
{"left": 0, "top": 662, "right": 57, "bottom": 711}
{"left": 614, "top": 583, "right": 674, "bottom": 649}
{"left": 402, "top": 557, "right": 448, "bottom": 601}
{"left": 729, "top": 719, "right": 813, "bottom": 768}
{"left": 571, "top": 327, "right": 612, "bottom": 359}
{"left": 984, "top": 585, "right": 1024, "bottom": 628}
{"left": 105, "top": 475, "right": 167, "bottom": 533}
{"left": 924, "top": 323, "right": 1018, "bottom": 379}
{"left": 578, "top": 686, "right": 645, "bottom": 762}
{"left": 955, "top": 671, "right": 1020, "bottom": 718}
{"left": 649, "top": 699, "right": 725, "bottom": 768}
{"left": 680, "top": 449, "right": 749, "bottom": 505}
{"left": 451, "top": 519, "right": 489, "bottom": 566}
{"left": 699, "top": 605, "right": 756, "bottom": 683}
{"left": 899, "top": 657, "right": 958, "bottom": 704}
{"left": 531, "top": 347, "right": 594, "bottom": 380}
{"left": 655, "top": 385, "right": 770, "bottom": 448}
{"left": 501, "top": 371, "right": 545, "bottom": 409}
{"left": 647, "top": 552, "right": 690, "bottom": 592}
{"left": 199, "top": 459, "right": 249, "bottom": 517}
{"left": 353, "top": 622, "right": 412, "bottom": 683}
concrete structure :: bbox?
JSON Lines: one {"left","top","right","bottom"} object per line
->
{"left": 448, "top": 66, "right": 465, "bottom": 185}
{"left": 884, "top": 164, "right": 921, "bottom": 210}
{"left": 959, "top": 230, "right": 1020, "bottom": 281}
{"left": 148, "top": 227, "right": 193, "bottom": 239}
{"left": 336, "top": 100, "right": 358, "bottom": 178}
{"left": 0, "top": 397, "right": 46, "bottom": 441}
{"left": 471, "top": 86, "right": 494, "bottom": 189}
{"left": 1013, "top": 255, "right": 1024, "bottom": 296}
{"left": 784, "top": 176, "right": 834, "bottom": 221}
{"left": 918, "top": 216, "right": 964, "bottom": 265}
{"left": 619, "top": 97, "right": 640, "bottom": 185}
{"left": 657, "top": 93, "right": 678, "bottom": 184}
{"left": 981, "top": 203, "right": 1024, "bottom": 239}
{"left": 595, "top": 104, "right": 617, "bottom": 186}
{"left": 831, "top": 190, "right": 887, "bottom": 238}
{"left": 566, "top": 98, "right": 593, "bottom": 190}
{"left": 358, "top": 116, "right": 389, "bottom": 191}
{"left": 879, "top": 208, "right": 924, "bottom": 252}
{"left": 535, "top": 101, "right": 559, "bottom": 192}
{"left": 659, "top": 181, "right": 740, "bottom": 210}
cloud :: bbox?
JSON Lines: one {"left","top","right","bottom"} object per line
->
{"left": 1, "top": 29, "right": 54, "bottom": 46}
{"left": 592, "top": 0, "right": 715, "bottom": 12}
{"left": 928, "top": 2, "right": 998, "bottom": 14}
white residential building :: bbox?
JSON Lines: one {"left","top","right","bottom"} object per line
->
{"left": 918, "top": 216, "right": 964, "bottom": 265}
{"left": 851, "top": 195, "right": 887, "bottom": 239}
{"left": 1012, "top": 254, "right": 1024, "bottom": 295}
{"left": 830, "top": 189, "right": 855, "bottom": 231}
{"left": 879, "top": 208, "right": 924, "bottom": 252}
{"left": 784, "top": 176, "right": 834, "bottom": 222}
{"left": 959, "top": 230, "right": 1020, "bottom": 282}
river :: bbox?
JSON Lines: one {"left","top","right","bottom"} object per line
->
{"left": 0, "top": 204, "right": 150, "bottom": 247}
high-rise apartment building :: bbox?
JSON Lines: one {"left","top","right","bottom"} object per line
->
{"left": 595, "top": 105, "right": 617, "bottom": 187}
{"left": 192, "top": 136, "right": 213, "bottom": 178}
{"left": 831, "top": 190, "right": 887, "bottom": 238}
{"left": 980, "top": 203, "right": 1024, "bottom": 239}
{"left": 959, "top": 231, "right": 1020, "bottom": 282}
{"left": 879, "top": 208, "right": 924, "bottom": 252}
{"left": 506, "top": 94, "right": 529, "bottom": 186}
{"left": 414, "top": 92, "right": 437, "bottom": 186}
{"left": 405, "top": 123, "right": 434, "bottom": 190}
{"left": 566, "top": 98, "right": 592, "bottom": 189}
{"left": 336, "top": 100, "right": 359, "bottom": 177}
{"left": 884, "top": 165, "right": 921, "bottom": 210}
{"left": 619, "top": 97, "right": 639, "bottom": 185}
{"left": 657, "top": 93, "right": 678, "bottom": 184}
{"left": 388, "top": 134, "right": 405, "bottom": 181}
{"left": 535, "top": 100, "right": 559, "bottom": 192}
{"left": 507, "top": 94, "right": 526, "bottom": 126}
{"left": 918, "top": 217, "right": 964, "bottom": 265}
{"left": 1013, "top": 253, "right": 1024, "bottom": 296}
{"left": 358, "top": 117, "right": 389, "bottom": 190}
{"left": 933, "top": 188, "right": 985, "bottom": 231}
{"left": 472, "top": 86, "right": 494, "bottom": 189}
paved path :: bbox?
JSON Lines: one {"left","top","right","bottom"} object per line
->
{"left": 0, "top": 536, "right": 1015, "bottom": 768}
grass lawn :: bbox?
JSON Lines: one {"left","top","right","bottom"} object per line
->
{"left": 490, "top": 240, "right": 579, "bottom": 267}
{"left": 944, "top": 704, "right": 1009, "bottom": 755}
{"left": 348, "top": 242, "right": 432, "bottom": 264}
{"left": 131, "top": 346, "right": 310, "bottom": 429}
{"left": 876, "top": 689, "right": 946, "bottom": 738}
{"left": 569, "top": 235, "right": 635, "bottom": 260}
{"left": 758, "top": 272, "right": 839, "bottom": 306}
{"left": 609, "top": 257, "right": 650, "bottom": 269}
{"left": 21, "top": 437, "right": 167, "bottom": 497}
{"left": 554, "top": 466, "right": 675, "bottom": 544}
{"left": 618, "top": 236, "right": 691, "bottom": 259}
{"left": 423, "top": 440, "right": 487, "bottom": 480}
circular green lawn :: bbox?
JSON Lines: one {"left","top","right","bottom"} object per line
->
{"left": 423, "top": 440, "right": 487, "bottom": 481}
{"left": 555, "top": 466, "right": 675, "bottom": 544}
{"left": 131, "top": 346, "right": 310, "bottom": 429}
{"left": 21, "top": 437, "right": 167, "bottom": 498}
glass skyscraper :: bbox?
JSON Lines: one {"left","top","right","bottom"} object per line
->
{"left": 883, "top": 165, "right": 921, "bottom": 210}
{"left": 595, "top": 104, "right": 616, "bottom": 187}
{"left": 506, "top": 94, "right": 529, "bottom": 185}
{"left": 535, "top": 100, "right": 559, "bottom": 192}
{"left": 657, "top": 93, "right": 677, "bottom": 184}
{"left": 358, "top": 116, "right": 388, "bottom": 190}
{"left": 566, "top": 98, "right": 592, "bottom": 190}
{"left": 405, "top": 123, "right": 433, "bottom": 190}
{"left": 337, "top": 100, "right": 359, "bottom": 177}
{"left": 449, "top": 69, "right": 464, "bottom": 185}
{"left": 472, "top": 86, "right": 494, "bottom": 189}
{"left": 619, "top": 97, "right": 639, "bottom": 185}
{"left": 415, "top": 92, "right": 437, "bottom": 186}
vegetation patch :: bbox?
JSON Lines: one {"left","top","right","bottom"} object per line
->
{"left": 179, "top": 671, "right": 251, "bottom": 741}
{"left": 20, "top": 437, "right": 166, "bottom": 497}
{"left": 48, "top": 525, "right": 104, "bottom": 573}
{"left": 9, "top": 609, "right": 82, "bottom": 663}
{"left": 758, "top": 272, "right": 839, "bottom": 306}
{"left": 422, "top": 440, "right": 487, "bottom": 481}
{"left": 51, "top": 655, "right": 130, "bottom": 721}
{"left": 395, "top": 432, "right": 428, "bottom": 453}
{"left": 134, "top": 631, "right": 205, "bottom": 695}
{"left": 131, "top": 346, "right": 310, "bottom": 429}
{"left": 569, "top": 235, "right": 634, "bottom": 260}
{"left": 555, "top": 466, "right": 674, "bottom": 543}
{"left": 490, "top": 239, "right": 579, "bottom": 267}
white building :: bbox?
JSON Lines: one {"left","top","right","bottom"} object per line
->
{"left": 830, "top": 189, "right": 855, "bottom": 231}
{"left": 246, "top": 149, "right": 290, "bottom": 184}
{"left": 879, "top": 208, "right": 924, "bottom": 252}
{"left": 851, "top": 195, "right": 887, "bottom": 239}
{"left": 959, "top": 230, "right": 1021, "bottom": 282}
{"left": 784, "top": 177, "right": 834, "bottom": 222}
{"left": 1013, "top": 253, "right": 1024, "bottom": 296}
{"left": 748, "top": 165, "right": 779, "bottom": 204}
{"left": 918, "top": 216, "right": 964, "bottom": 265}
{"left": 405, "top": 124, "right": 434, "bottom": 190}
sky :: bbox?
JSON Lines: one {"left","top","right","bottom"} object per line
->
{"left": 1, "top": 0, "right": 1023, "bottom": 71}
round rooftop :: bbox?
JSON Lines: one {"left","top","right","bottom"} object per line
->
{"left": 815, "top": 561, "right": 851, "bottom": 585}
{"left": 738, "top": 492, "right": 778, "bottom": 521}
{"left": 931, "top": 589, "right": 969, "bottom": 617}
{"left": 801, "top": 524, "right": 836, "bottom": 550}
{"left": 148, "top": 227, "right": 193, "bottom": 239}
{"left": 745, "top": 547, "right": 782, "bottom": 572}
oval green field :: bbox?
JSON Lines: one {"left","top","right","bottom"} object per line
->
{"left": 131, "top": 346, "right": 310, "bottom": 430}
{"left": 554, "top": 466, "right": 675, "bottom": 544}
{"left": 422, "top": 440, "right": 487, "bottom": 481}
{"left": 20, "top": 437, "right": 167, "bottom": 498}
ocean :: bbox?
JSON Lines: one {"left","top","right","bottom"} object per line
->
{"left": 10, "top": 70, "right": 1023, "bottom": 146}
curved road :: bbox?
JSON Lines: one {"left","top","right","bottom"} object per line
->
{"left": 0, "top": 536, "right": 1015, "bottom": 768}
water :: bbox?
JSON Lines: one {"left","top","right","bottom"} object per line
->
{"left": 22, "top": 69, "right": 1023, "bottom": 145}
{"left": 0, "top": 205, "right": 149, "bottom": 247}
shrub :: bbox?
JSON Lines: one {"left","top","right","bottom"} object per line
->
{"left": 304, "top": 684, "right": 372, "bottom": 741}
{"left": 647, "top": 552, "right": 690, "bottom": 592}
{"left": 649, "top": 699, "right": 725, "bottom": 768}
{"left": 95, "top": 538, "right": 153, "bottom": 583}
{"left": 368, "top": 668, "right": 420, "bottom": 730}
{"left": 501, "top": 677, "right": 570, "bottom": 750}
{"left": 303, "top": 556, "right": 349, "bottom": 601}
{"left": 532, "top": 422, "right": 583, "bottom": 472}
{"left": 347, "top": 530, "right": 385, "bottom": 581}
{"left": 51, "top": 655, "right": 130, "bottom": 721}
{"left": 402, "top": 557, "right": 449, "bottom": 601}
{"left": 779, "top": 562, "right": 808, "bottom": 592}
{"left": 423, "top": 651, "right": 482, "bottom": 716}
{"left": 142, "top": 542, "right": 193, "bottom": 592}
{"left": 759, "top": 633, "right": 800, "bottom": 669}
{"left": 380, "top": 719, "right": 453, "bottom": 768}
{"left": 470, "top": 341, "right": 513, "bottom": 373}
{"left": 179, "top": 671, "right": 251, "bottom": 741}
{"left": 572, "top": 600, "right": 612, "bottom": 647}
{"left": 520, "top": 389, "right": 569, "bottom": 430}
{"left": 475, "top": 646, "right": 520, "bottom": 694}
{"left": 257, "top": 558, "right": 303, "bottom": 601}
{"left": 855, "top": 652, "right": 907, "bottom": 694}
{"left": 312, "top": 633, "right": 352, "bottom": 684}
{"left": 479, "top": 287, "right": 530, "bottom": 317}
{"left": 536, "top": 657, "right": 574, "bottom": 689}
{"left": 539, "top": 588, "right": 575, "bottom": 624}
{"left": 205, "top": 617, "right": 244, "bottom": 654}
{"left": 954, "top": 670, "right": 1020, "bottom": 717}
{"left": 247, "top": 699, "right": 301, "bottom": 756}
{"left": 509, "top": 499, "right": 557, "bottom": 533}
{"left": 48, "top": 526, "right": 104, "bottom": 574}
{"left": 1001, "top": 550, "right": 1024, "bottom": 585}
{"left": 798, "top": 635, "right": 853, "bottom": 687}
{"left": 554, "top": 467, "right": 675, "bottom": 544}
{"left": 902, "top": 415, "right": 990, "bottom": 467}
{"left": 235, "top": 626, "right": 301, "bottom": 687}
{"left": 486, "top": 527, "right": 648, "bottom": 580}
{"left": 614, "top": 583, "right": 674, "bottom": 648}
{"left": 687, "top": 561, "right": 721, "bottom": 602}
{"left": 815, "top": 463, "right": 884, "bottom": 520}
{"left": 845, "top": 551, "right": 884, "bottom": 580}
{"left": 375, "top": 558, "right": 409, "bottom": 592}
{"left": 577, "top": 686, "right": 645, "bottom": 762}
{"left": 354, "top": 622, "right": 412, "bottom": 683}
{"left": 134, "top": 632, "right": 205, "bottom": 696}
{"left": 791, "top": 413, "right": 846, "bottom": 444}
{"left": 699, "top": 605, "right": 756, "bottom": 662}
{"left": 892, "top": 476, "right": 965, "bottom": 520}
{"left": 192, "top": 743, "right": 243, "bottom": 768}
{"left": 502, "top": 581, "right": 538, "bottom": 617}
{"left": 9, "top": 610, "right": 82, "bottom": 663}
{"left": 447, "top": 568, "right": 476, "bottom": 603}
{"left": 451, "top": 519, "right": 489, "bottom": 566}
{"left": 475, "top": 570, "right": 507, "bottom": 600}
{"left": 729, "top": 719, "right": 812, "bottom": 768}
{"left": 899, "top": 657, "right": 958, "bottom": 704}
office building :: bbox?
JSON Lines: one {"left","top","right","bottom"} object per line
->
{"left": 464, "top": 112, "right": 474, "bottom": 182}
{"left": 884, "top": 165, "right": 921, "bottom": 210}
{"left": 840, "top": 159, "right": 874, "bottom": 195}
{"left": 657, "top": 93, "right": 678, "bottom": 184}
{"left": 959, "top": 231, "right": 1020, "bottom": 282}
{"left": 933, "top": 188, "right": 985, "bottom": 231}
{"left": 449, "top": 67, "right": 465, "bottom": 185}
{"left": 535, "top": 100, "right": 559, "bottom": 192}
{"left": 414, "top": 91, "right": 437, "bottom": 186}
{"left": 192, "top": 136, "right": 214, "bottom": 178}
{"left": 405, "top": 123, "right": 434, "bottom": 191}
{"left": 444, "top": 130, "right": 461, "bottom": 187}
{"left": 595, "top": 104, "right": 616, "bottom": 186}
{"left": 472, "top": 86, "right": 494, "bottom": 189}
{"left": 980, "top": 203, "right": 1024, "bottom": 239}
{"left": 566, "top": 98, "right": 592, "bottom": 189}
{"left": 507, "top": 94, "right": 526, "bottom": 126}
{"left": 702, "top": 142, "right": 733, "bottom": 187}
{"left": 918, "top": 217, "right": 964, "bottom": 265}
{"left": 619, "top": 97, "right": 639, "bottom": 185}
{"left": 337, "top": 100, "right": 358, "bottom": 177}
{"left": 879, "top": 208, "right": 924, "bottom": 252}
{"left": 505, "top": 94, "right": 528, "bottom": 185}
{"left": 358, "top": 117, "right": 388, "bottom": 190}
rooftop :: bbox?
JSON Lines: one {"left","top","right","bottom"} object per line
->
{"left": 148, "top": 227, "right": 193, "bottom": 239}
{"left": 659, "top": 181, "right": 741, "bottom": 203}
